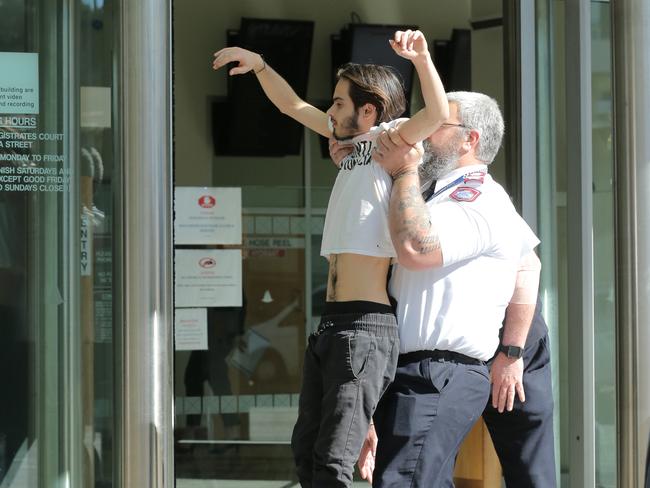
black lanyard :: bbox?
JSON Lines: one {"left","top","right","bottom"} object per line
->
{"left": 422, "top": 175, "right": 464, "bottom": 203}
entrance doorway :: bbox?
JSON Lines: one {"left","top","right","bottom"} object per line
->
{"left": 172, "top": 1, "right": 509, "bottom": 486}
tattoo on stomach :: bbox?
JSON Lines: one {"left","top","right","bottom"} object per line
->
{"left": 327, "top": 255, "right": 338, "bottom": 301}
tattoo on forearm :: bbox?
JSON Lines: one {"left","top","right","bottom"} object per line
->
{"left": 395, "top": 183, "right": 441, "bottom": 255}
{"left": 392, "top": 169, "right": 418, "bottom": 181}
{"left": 397, "top": 185, "right": 422, "bottom": 212}
{"left": 413, "top": 232, "right": 440, "bottom": 254}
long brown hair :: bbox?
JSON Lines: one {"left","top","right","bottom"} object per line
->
{"left": 336, "top": 63, "right": 406, "bottom": 124}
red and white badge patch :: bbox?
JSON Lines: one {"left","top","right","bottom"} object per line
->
{"left": 450, "top": 186, "right": 481, "bottom": 202}
{"left": 463, "top": 171, "right": 486, "bottom": 184}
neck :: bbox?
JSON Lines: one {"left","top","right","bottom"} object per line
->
{"left": 358, "top": 120, "right": 375, "bottom": 134}
{"left": 456, "top": 154, "right": 485, "bottom": 168}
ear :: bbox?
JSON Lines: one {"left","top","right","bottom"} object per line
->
{"left": 360, "top": 103, "right": 377, "bottom": 122}
{"left": 462, "top": 129, "right": 480, "bottom": 153}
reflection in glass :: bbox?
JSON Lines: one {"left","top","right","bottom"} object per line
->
{"left": 0, "top": 1, "right": 118, "bottom": 486}
{"left": 591, "top": 2, "right": 617, "bottom": 486}
{"left": 536, "top": 1, "right": 617, "bottom": 486}
{"left": 174, "top": 200, "right": 310, "bottom": 482}
{"left": 535, "top": 0, "right": 564, "bottom": 483}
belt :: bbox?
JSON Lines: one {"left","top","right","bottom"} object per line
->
{"left": 312, "top": 319, "right": 397, "bottom": 337}
{"left": 398, "top": 349, "right": 485, "bottom": 367}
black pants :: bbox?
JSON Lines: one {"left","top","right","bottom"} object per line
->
{"left": 373, "top": 350, "right": 490, "bottom": 488}
{"left": 482, "top": 333, "right": 557, "bottom": 487}
{"left": 291, "top": 301, "right": 399, "bottom": 488}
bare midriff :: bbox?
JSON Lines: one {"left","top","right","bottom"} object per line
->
{"left": 326, "top": 253, "right": 391, "bottom": 305}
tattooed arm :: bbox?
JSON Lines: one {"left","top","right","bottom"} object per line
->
{"left": 374, "top": 128, "right": 444, "bottom": 270}
{"left": 388, "top": 169, "right": 444, "bottom": 269}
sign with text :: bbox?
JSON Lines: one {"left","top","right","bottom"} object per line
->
{"left": 244, "top": 237, "right": 305, "bottom": 249}
{"left": 81, "top": 86, "right": 111, "bottom": 128}
{"left": 80, "top": 213, "right": 92, "bottom": 276}
{"left": 174, "top": 308, "right": 208, "bottom": 351}
{"left": 175, "top": 249, "right": 242, "bottom": 307}
{"left": 175, "top": 187, "right": 241, "bottom": 245}
{"left": 0, "top": 52, "right": 39, "bottom": 114}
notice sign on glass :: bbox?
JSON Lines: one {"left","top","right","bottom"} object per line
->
{"left": 174, "top": 308, "right": 208, "bottom": 351}
{"left": 0, "top": 52, "right": 39, "bottom": 114}
{"left": 175, "top": 249, "right": 242, "bottom": 307}
{"left": 175, "top": 187, "right": 241, "bottom": 245}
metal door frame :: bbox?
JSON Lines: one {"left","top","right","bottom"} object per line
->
{"left": 117, "top": 0, "right": 174, "bottom": 486}
{"left": 504, "top": 0, "right": 597, "bottom": 485}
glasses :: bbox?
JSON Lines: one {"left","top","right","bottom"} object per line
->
{"left": 441, "top": 122, "right": 470, "bottom": 129}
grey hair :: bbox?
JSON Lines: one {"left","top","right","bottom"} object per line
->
{"left": 446, "top": 91, "right": 504, "bottom": 164}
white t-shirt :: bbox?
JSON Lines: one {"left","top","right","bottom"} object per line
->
{"left": 320, "top": 119, "right": 407, "bottom": 258}
{"left": 389, "top": 164, "right": 540, "bottom": 361}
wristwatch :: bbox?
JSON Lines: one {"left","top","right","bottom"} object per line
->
{"left": 498, "top": 344, "right": 524, "bottom": 359}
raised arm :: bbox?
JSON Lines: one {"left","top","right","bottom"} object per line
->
{"left": 389, "top": 30, "right": 449, "bottom": 145}
{"left": 212, "top": 47, "right": 330, "bottom": 138}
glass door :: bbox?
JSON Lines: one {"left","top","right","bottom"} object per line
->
{"left": 534, "top": 0, "right": 617, "bottom": 485}
{"left": 590, "top": 2, "right": 616, "bottom": 485}
{"left": 172, "top": 1, "right": 513, "bottom": 486}
{"left": 0, "top": 1, "right": 119, "bottom": 486}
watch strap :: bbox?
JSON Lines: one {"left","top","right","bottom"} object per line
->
{"left": 498, "top": 344, "right": 524, "bottom": 359}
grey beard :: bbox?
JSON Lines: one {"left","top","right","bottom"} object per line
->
{"left": 420, "top": 140, "right": 460, "bottom": 181}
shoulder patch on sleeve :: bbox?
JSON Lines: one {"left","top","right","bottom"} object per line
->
{"left": 450, "top": 186, "right": 481, "bottom": 202}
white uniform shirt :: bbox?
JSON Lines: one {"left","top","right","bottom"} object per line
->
{"left": 389, "top": 164, "right": 540, "bottom": 361}
{"left": 320, "top": 119, "right": 407, "bottom": 259}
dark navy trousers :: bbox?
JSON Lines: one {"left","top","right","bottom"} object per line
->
{"left": 373, "top": 351, "right": 491, "bottom": 488}
{"left": 482, "top": 332, "right": 557, "bottom": 487}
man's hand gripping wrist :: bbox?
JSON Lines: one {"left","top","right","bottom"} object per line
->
{"left": 373, "top": 127, "right": 424, "bottom": 177}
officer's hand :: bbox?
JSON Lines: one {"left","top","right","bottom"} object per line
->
{"left": 373, "top": 127, "right": 423, "bottom": 178}
{"left": 213, "top": 47, "right": 264, "bottom": 75}
{"left": 491, "top": 353, "right": 525, "bottom": 412}
{"left": 328, "top": 137, "right": 353, "bottom": 167}
{"left": 357, "top": 424, "right": 378, "bottom": 483}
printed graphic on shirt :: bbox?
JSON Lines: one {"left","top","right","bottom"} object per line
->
{"left": 339, "top": 140, "right": 373, "bottom": 171}
{"left": 450, "top": 186, "right": 481, "bottom": 202}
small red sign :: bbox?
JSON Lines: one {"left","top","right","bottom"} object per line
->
{"left": 198, "top": 257, "right": 216, "bottom": 268}
{"left": 198, "top": 195, "right": 216, "bottom": 208}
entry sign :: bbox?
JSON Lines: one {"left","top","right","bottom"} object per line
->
{"left": 175, "top": 187, "right": 241, "bottom": 245}
{"left": 0, "top": 52, "right": 39, "bottom": 114}
{"left": 175, "top": 249, "right": 242, "bottom": 307}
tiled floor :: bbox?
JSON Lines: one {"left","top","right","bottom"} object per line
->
{"left": 174, "top": 431, "right": 371, "bottom": 487}
{"left": 177, "top": 481, "right": 371, "bottom": 488}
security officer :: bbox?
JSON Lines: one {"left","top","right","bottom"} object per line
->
{"left": 361, "top": 91, "right": 540, "bottom": 487}
{"left": 483, "top": 294, "right": 557, "bottom": 487}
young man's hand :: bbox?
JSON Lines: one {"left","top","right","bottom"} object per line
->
{"left": 357, "top": 424, "right": 378, "bottom": 483}
{"left": 328, "top": 138, "right": 354, "bottom": 167}
{"left": 390, "top": 30, "right": 429, "bottom": 61}
{"left": 373, "top": 127, "right": 423, "bottom": 178}
{"left": 212, "top": 47, "right": 264, "bottom": 76}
